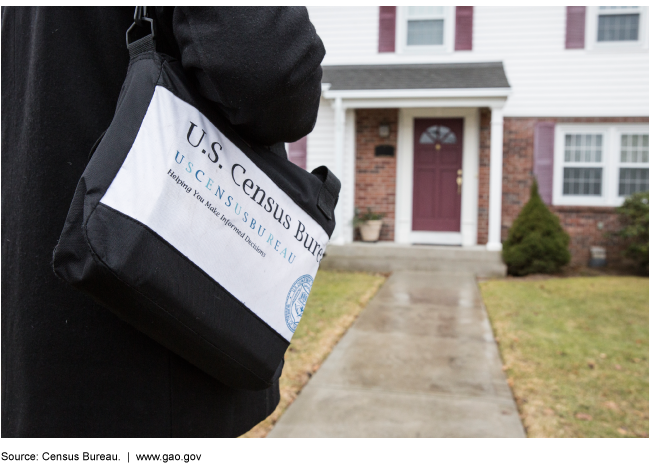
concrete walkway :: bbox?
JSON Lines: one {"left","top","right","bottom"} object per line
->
{"left": 269, "top": 270, "right": 526, "bottom": 437}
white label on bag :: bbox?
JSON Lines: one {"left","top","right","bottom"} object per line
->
{"left": 100, "top": 86, "right": 329, "bottom": 342}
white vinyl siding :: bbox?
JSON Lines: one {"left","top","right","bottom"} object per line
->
{"left": 308, "top": 6, "right": 649, "bottom": 117}
{"left": 306, "top": 98, "right": 335, "bottom": 174}
{"left": 306, "top": 100, "right": 356, "bottom": 242}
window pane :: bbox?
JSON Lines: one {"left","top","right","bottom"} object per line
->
{"left": 597, "top": 14, "right": 640, "bottom": 41}
{"left": 407, "top": 20, "right": 444, "bottom": 45}
{"left": 419, "top": 125, "right": 457, "bottom": 144}
{"left": 563, "top": 167, "right": 603, "bottom": 196}
{"left": 621, "top": 150, "right": 629, "bottom": 163}
{"left": 595, "top": 149, "right": 602, "bottom": 161}
{"left": 565, "top": 133, "right": 603, "bottom": 163}
{"left": 408, "top": 6, "right": 444, "bottom": 16}
{"left": 621, "top": 133, "right": 649, "bottom": 163}
{"left": 619, "top": 168, "right": 649, "bottom": 195}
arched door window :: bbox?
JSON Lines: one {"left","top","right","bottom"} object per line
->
{"left": 419, "top": 125, "right": 457, "bottom": 144}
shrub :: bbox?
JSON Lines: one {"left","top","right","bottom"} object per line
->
{"left": 502, "top": 180, "right": 571, "bottom": 276}
{"left": 613, "top": 191, "right": 649, "bottom": 272}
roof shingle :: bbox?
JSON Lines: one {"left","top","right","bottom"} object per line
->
{"left": 322, "top": 62, "right": 510, "bottom": 91}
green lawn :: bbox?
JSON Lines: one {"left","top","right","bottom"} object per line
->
{"left": 480, "top": 277, "right": 649, "bottom": 438}
{"left": 242, "top": 270, "right": 386, "bottom": 438}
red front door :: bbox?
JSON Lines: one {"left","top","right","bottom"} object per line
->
{"left": 412, "top": 118, "right": 463, "bottom": 232}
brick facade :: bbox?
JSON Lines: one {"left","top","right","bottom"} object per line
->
{"left": 500, "top": 116, "right": 649, "bottom": 265}
{"left": 352, "top": 109, "right": 646, "bottom": 265}
{"left": 354, "top": 109, "right": 398, "bottom": 241}
{"left": 477, "top": 108, "right": 491, "bottom": 244}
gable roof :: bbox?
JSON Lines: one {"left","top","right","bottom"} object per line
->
{"left": 321, "top": 62, "right": 510, "bottom": 91}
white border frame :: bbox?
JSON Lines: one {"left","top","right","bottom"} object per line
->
{"left": 553, "top": 123, "right": 649, "bottom": 207}
{"left": 395, "top": 108, "right": 479, "bottom": 246}
{"left": 586, "top": 6, "right": 649, "bottom": 52}
{"left": 395, "top": 6, "right": 455, "bottom": 55}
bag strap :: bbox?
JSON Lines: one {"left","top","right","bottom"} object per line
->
{"left": 126, "top": 6, "right": 156, "bottom": 59}
{"left": 124, "top": 9, "right": 340, "bottom": 225}
{"left": 311, "top": 166, "right": 341, "bottom": 221}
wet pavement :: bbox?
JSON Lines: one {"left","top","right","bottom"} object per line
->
{"left": 268, "top": 270, "right": 526, "bottom": 438}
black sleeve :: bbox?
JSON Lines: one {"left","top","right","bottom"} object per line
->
{"left": 172, "top": 6, "right": 325, "bottom": 146}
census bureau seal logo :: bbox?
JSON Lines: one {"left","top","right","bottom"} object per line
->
{"left": 285, "top": 274, "right": 314, "bottom": 333}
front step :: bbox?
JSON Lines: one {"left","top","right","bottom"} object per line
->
{"left": 321, "top": 242, "right": 507, "bottom": 277}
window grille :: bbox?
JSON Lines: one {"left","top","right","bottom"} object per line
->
{"left": 563, "top": 167, "right": 603, "bottom": 196}
{"left": 564, "top": 134, "right": 602, "bottom": 163}
{"left": 597, "top": 6, "right": 641, "bottom": 41}
{"left": 619, "top": 134, "right": 649, "bottom": 195}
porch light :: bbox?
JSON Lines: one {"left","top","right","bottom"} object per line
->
{"left": 378, "top": 123, "right": 390, "bottom": 138}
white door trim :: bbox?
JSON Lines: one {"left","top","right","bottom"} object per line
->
{"left": 395, "top": 108, "right": 480, "bottom": 246}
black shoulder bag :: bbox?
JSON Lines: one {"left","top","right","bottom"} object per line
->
{"left": 53, "top": 8, "right": 340, "bottom": 391}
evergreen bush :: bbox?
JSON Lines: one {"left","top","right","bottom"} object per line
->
{"left": 502, "top": 180, "right": 571, "bottom": 276}
{"left": 613, "top": 191, "right": 648, "bottom": 273}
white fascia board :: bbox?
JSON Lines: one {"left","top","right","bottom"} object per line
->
{"left": 321, "top": 87, "right": 511, "bottom": 100}
{"left": 503, "top": 109, "right": 650, "bottom": 118}
{"left": 338, "top": 96, "right": 508, "bottom": 109}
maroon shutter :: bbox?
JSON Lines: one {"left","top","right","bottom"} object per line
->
{"left": 534, "top": 122, "right": 555, "bottom": 205}
{"left": 288, "top": 137, "right": 307, "bottom": 170}
{"left": 565, "top": 6, "right": 586, "bottom": 49}
{"left": 378, "top": 6, "right": 396, "bottom": 53}
{"left": 455, "top": 6, "right": 473, "bottom": 51}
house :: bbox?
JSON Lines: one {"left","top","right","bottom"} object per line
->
{"left": 288, "top": 6, "right": 649, "bottom": 265}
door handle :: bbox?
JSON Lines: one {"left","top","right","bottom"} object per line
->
{"left": 457, "top": 169, "right": 462, "bottom": 194}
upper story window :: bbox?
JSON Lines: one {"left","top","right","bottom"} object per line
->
{"left": 597, "top": 6, "right": 641, "bottom": 42}
{"left": 406, "top": 7, "right": 445, "bottom": 46}
{"left": 585, "top": 6, "right": 648, "bottom": 51}
{"left": 553, "top": 125, "right": 649, "bottom": 206}
{"left": 397, "top": 6, "right": 454, "bottom": 53}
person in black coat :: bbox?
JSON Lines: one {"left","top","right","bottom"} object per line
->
{"left": 1, "top": 6, "right": 325, "bottom": 437}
